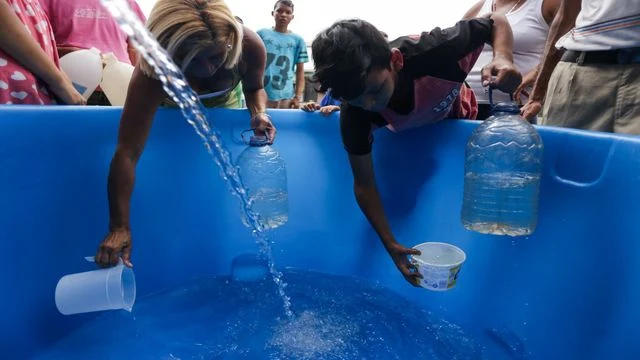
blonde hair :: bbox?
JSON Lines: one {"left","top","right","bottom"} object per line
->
{"left": 139, "top": 0, "right": 243, "bottom": 77}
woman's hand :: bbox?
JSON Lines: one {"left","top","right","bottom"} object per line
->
{"left": 96, "top": 228, "right": 133, "bottom": 268}
{"left": 48, "top": 71, "right": 86, "bottom": 105}
{"left": 300, "top": 101, "right": 320, "bottom": 112}
{"left": 514, "top": 67, "right": 539, "bottom": 105}
{"left": 251, "top": 112, "right": 276, "bottom": 144}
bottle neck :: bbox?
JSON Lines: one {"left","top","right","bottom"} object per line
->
{"left": 492, "top": 111, "right": 520, "bottom": 117}
{"left": 248, "top": 135, "right": 269, "bottom": 147}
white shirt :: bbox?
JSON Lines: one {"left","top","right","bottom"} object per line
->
{"left": 556, "top": 0, "right": 640, "bottom": 51}
{"left": 467, "top": 0, "right": 550, "bottom": 104}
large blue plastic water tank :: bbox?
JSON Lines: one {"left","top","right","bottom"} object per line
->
{"left": 0, "top": 106, "right": 638, "bottom": 359}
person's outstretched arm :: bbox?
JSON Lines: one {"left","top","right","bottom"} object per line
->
{"left": 348, "top": 153, "right": 422, "bottom": 286}
{"left": 240, "top": 27, "right": 276, "bottom": 142}
{"left": 96, "top": 67, "right": 165, "bottom": 268}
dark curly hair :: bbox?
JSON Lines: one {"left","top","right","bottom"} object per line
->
{"left": 311, "top": 19, "right": 391, "bottom": 100}
{"left": 273, "top": 0, "right": 294, "bottom": 10}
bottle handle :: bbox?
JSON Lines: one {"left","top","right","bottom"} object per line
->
{"left": 240, "top": 128, "right": 270, "bottom": 146}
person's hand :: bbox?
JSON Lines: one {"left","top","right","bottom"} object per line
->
{"left": 387, "top": 243, "right": 423, "bottom": 287}
{"left": 251, "top": 112, "right": 277, "bottom": 144}
{"left": 300, "top": 101, "right": 320, "bottom": 112}
{"left": 319, "top": 105, "right": 340, "bottom": 116}
{"left": 48, "top": 71, "right": 86, "bottom": 105}
{"left": 96, "top": 228, "right": 133, "bottom": 268}
{"left": 513, "top": 68, "right": 538, "bottom": 105}
{"left": 481, "top": 56, "right": 522, "bottom": 94}
{"left": 520, "top": 99, "right": 543, "bottom": 122}
{"left": 290, "top": 96, "right": 301, "bottom": 109}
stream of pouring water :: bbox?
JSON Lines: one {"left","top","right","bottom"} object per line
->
{"left": 99, "top": 0, "right": 293, "bottom": 318}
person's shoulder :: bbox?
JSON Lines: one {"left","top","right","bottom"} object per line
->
{"left": 241, "top": 26, "right": 266, "bottom": 58}
{"left": 391, "top": 33, "right": 434, "bottom": 53}
{"left": 256, "top": 28, "right": 273, "bottom": 37}
{"left": 290, "top": 32, "right": 305, "bottom": 42}
{"left": 243, "top": 26, "right": 262, "bottom": 43}
{"left": 392, "top": 18, "right": 492, "bottom": 50}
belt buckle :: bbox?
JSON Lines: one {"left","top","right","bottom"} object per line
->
{"left": 576, "top": 51, "right": 586, "bottom": 65}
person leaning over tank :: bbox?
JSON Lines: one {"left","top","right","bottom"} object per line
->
{"left": 94, "top": 0, "right": 276, "bottom": 268}
{"left": 310, "top": 14, "right": 522, "bottom": 286}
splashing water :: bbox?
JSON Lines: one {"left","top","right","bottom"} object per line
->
{"left": 98, "top": 0, "right": 293, "bottom": 318}
{"left": 37, "top": 270, "right": 489, "bottom": 360}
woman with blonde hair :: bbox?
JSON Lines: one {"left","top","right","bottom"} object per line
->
{"left": 95, "top": 0, "right": 275, "bottom": 268}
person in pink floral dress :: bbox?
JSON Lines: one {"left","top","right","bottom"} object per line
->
{"left": 0, "top": 0, "right": 84, "bottom": 105}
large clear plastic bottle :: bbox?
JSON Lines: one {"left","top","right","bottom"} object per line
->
{"left": 461, "top": 102, "right": 543, "bottom": 236}
{"left": 58, "top": 47, "right": 103, "bottom": 100}
{"left": 236, "top": 134, "right": 289, "bottom": 230}
{"left": 100, "top": 53, "right": 134, "bottom": 106}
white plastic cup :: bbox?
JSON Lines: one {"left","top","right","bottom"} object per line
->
{"left": 55, "top": 259, "right": 136, "bottom": 315}
{"left": 410, "top": 242, "right": 466, "bottom": 291}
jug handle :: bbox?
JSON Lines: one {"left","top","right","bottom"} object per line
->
{"left": 84, "top": 256, "right": 124, "bottom": 265}
{"left": 240, "top": 128, "right": 271, "bottom": 146}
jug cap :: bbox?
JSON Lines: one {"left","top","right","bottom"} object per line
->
{"left": 102, "top": 52, "right": 118, "bottom": 64}
{"left": 491, "top": 102, "right": 520, "bottom": 115}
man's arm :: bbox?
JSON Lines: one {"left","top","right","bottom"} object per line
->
{"left": 522, "top": 0, "right": 581, "bottom": 120}
{"left": 239, "top": 26, "right": 276, "bottom": 141}
{"left": 348, "top": 153, "right": 421, "bottom": 285}
{"left": 479, "top": 13, "right": 522, "bottom": 93}
{"left": 462, "top": 0, "right": 485, "bottom": 20}
{"left": 513, "top": 0, "right": 562, "bottom": 102}
{"left": 349, "top": 154, "right": 395, "bottom": 250}
{"left": 414, "top": 14, "right": 520, "bottom": 93}
{"left": 486, "top": 13, "right": 514, "bottom": 63}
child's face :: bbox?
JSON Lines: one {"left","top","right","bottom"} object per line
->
{"left": 272, "top": 4, "right": 293, "bottom": 27}
{"left": 344, "top": 68, "right": 395, "bottom": 112}
{"left": 344, "top": 49, "right": 403, "bottom": 112}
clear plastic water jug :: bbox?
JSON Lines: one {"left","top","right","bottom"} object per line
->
{"left": 237, "top": 131, "right": 288, "bottom": 230}
{"left": 59, "top": 47, "right": 103, "bottom": 100}
{"left": 461, "top": 100, "right": 543, "bottom": 236}
{"left": 100, "top": 53, "right": 134, "bottom": 106}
